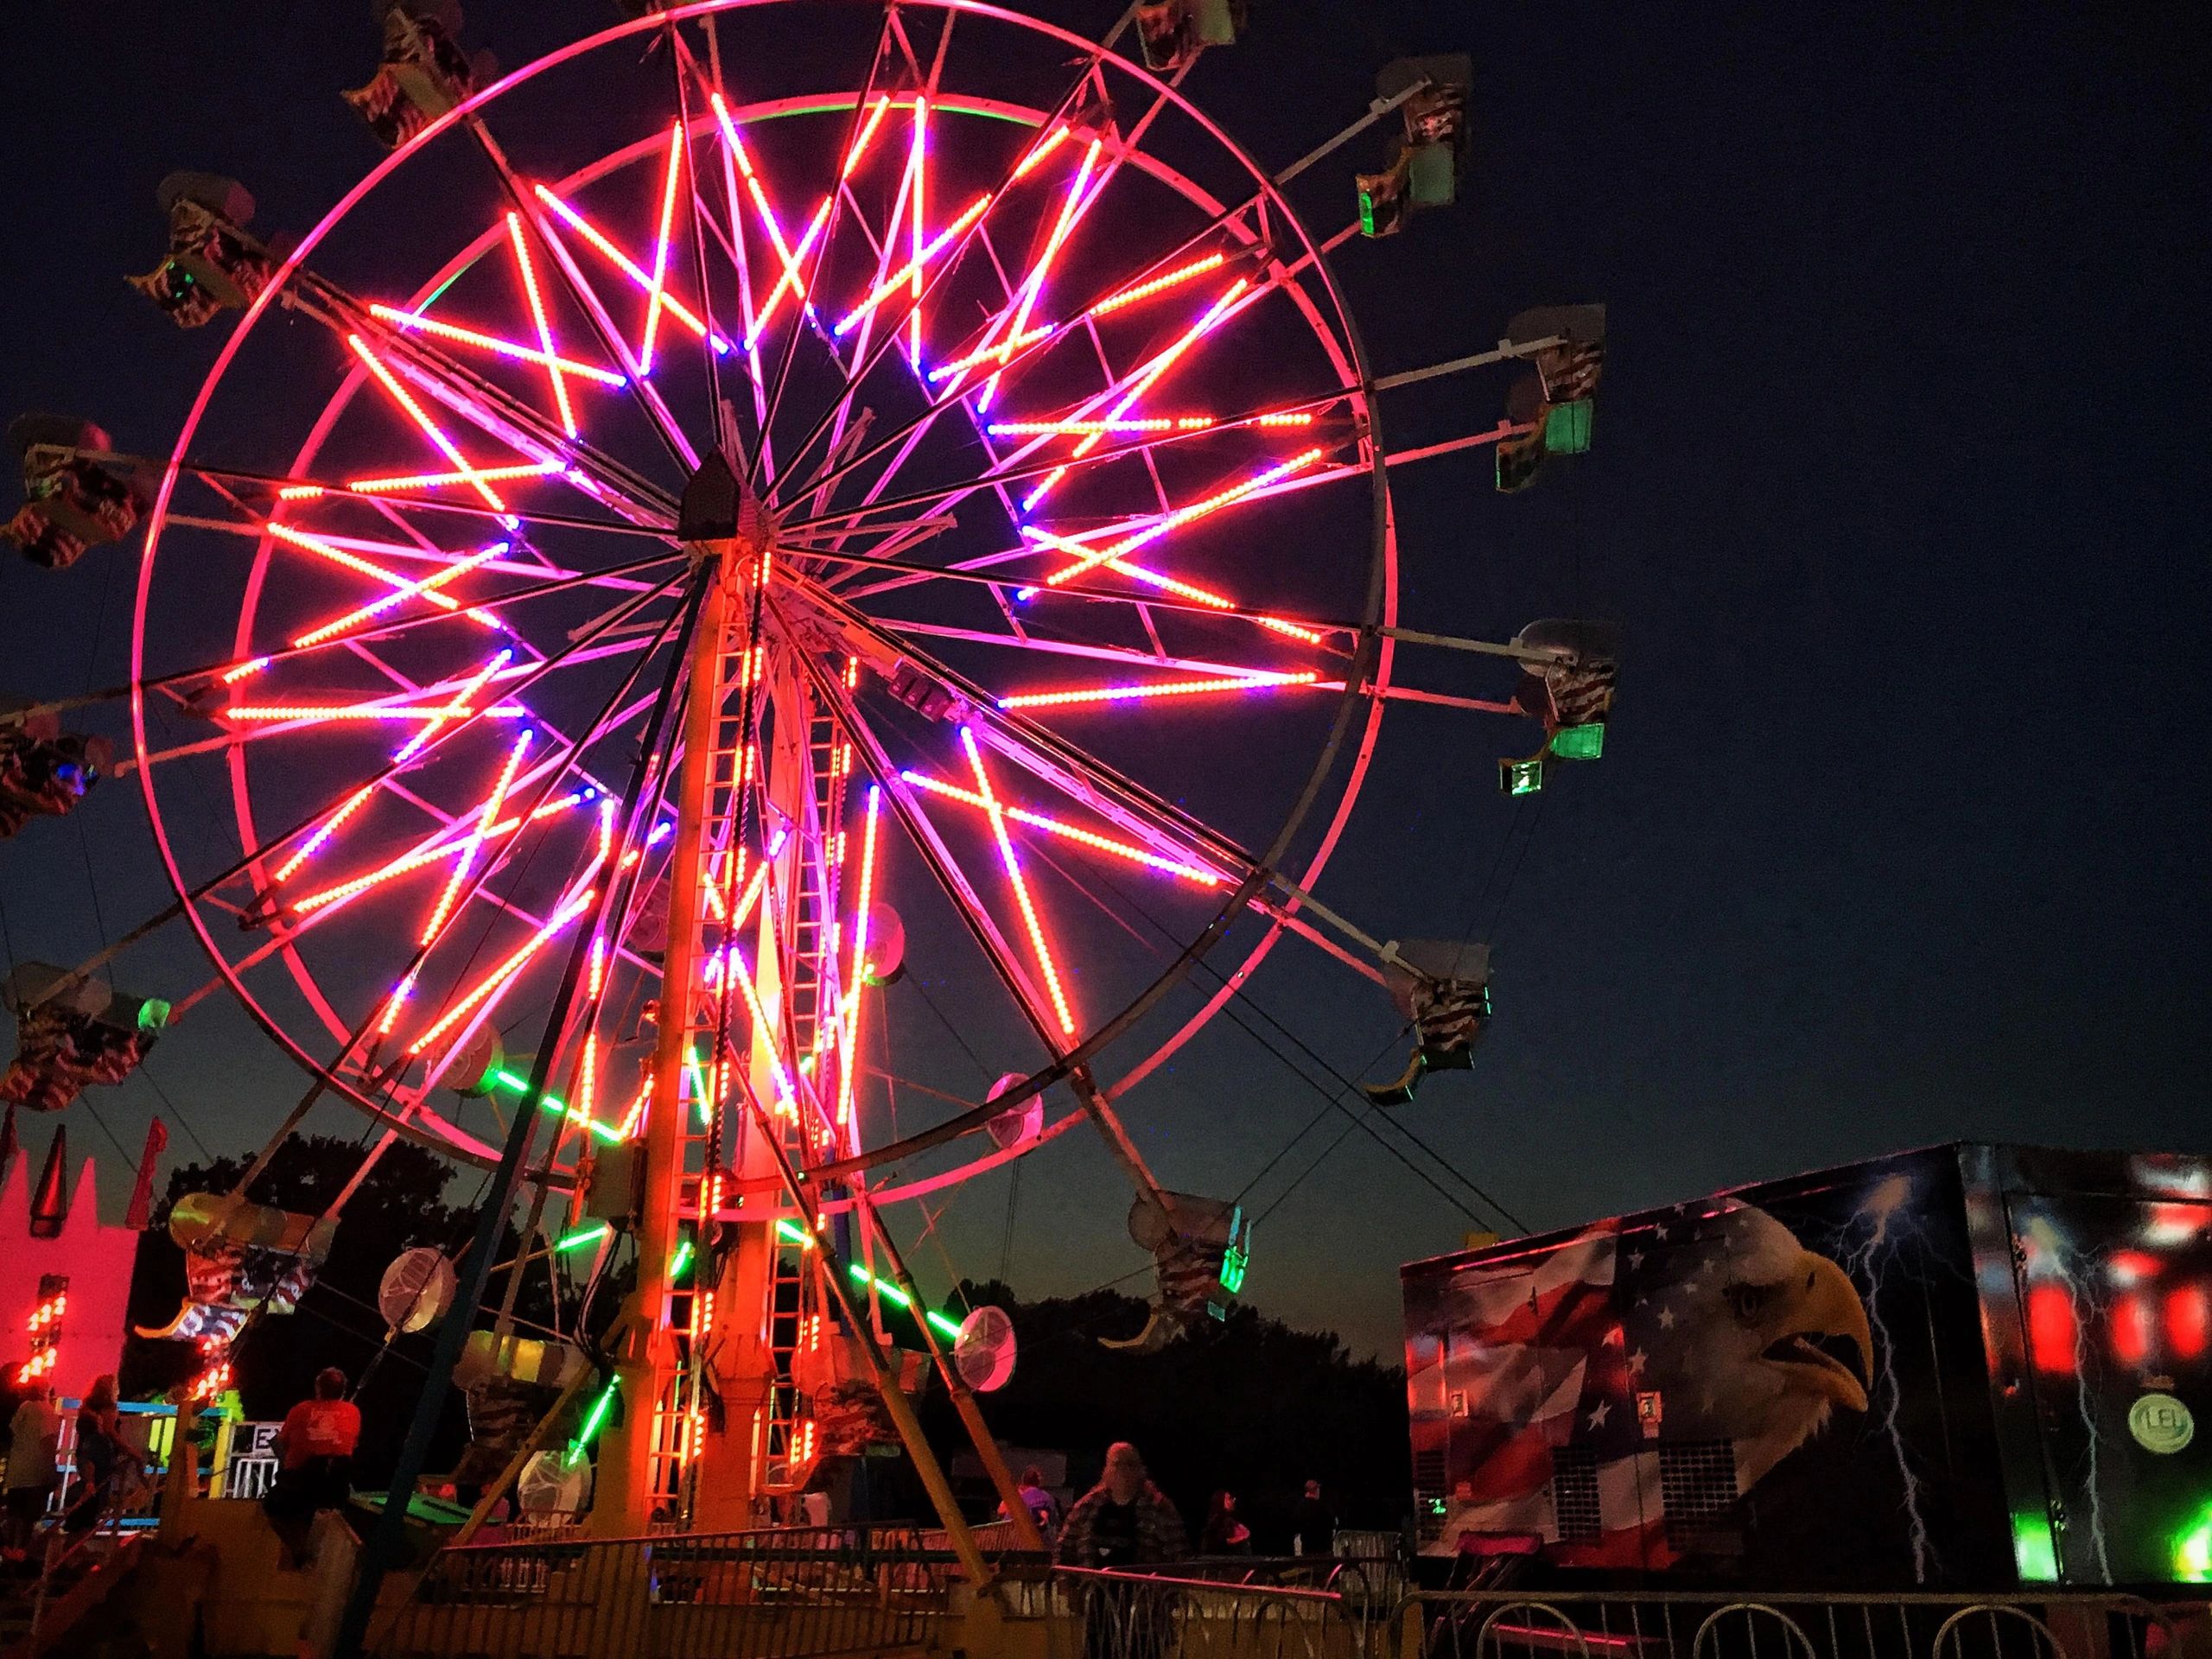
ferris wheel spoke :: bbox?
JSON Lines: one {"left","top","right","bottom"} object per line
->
{"left": 168, "top": 561, "right": 689, "bottom": 935}
{"left": 666, "top": 26, "right": 734, "bottom": 463}
{"left": 778, "top": 218, "right": 1281, "bottom": 525}
{"left": 747, "top": 6, "right": 900, "bottom": 489}
{"left": 282, "top": 274, "right": 677, "bottom": 530}
{"left": 780, "top": 577, "right": 1259, "bottom": 882}
{"left": 766, "top": 49, "right": 1122, "bottom": 508}
{"left": 467, "top": 117, "right": 700, "bottom": 474}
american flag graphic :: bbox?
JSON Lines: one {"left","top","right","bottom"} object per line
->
{"left": 1407, "top": 1219, "right": 1690, "bottom": 1570}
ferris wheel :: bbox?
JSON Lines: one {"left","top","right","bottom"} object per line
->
{"left": 1, "top": 0, "right": 1614, "bottom": 1549}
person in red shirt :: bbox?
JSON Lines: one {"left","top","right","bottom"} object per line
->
{"left": 263, "top": 1368, "right": 360, "bottom": 1568}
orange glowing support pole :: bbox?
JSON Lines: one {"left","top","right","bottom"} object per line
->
{"left": 594, "top": 547, "right": 736, "bottom": 1535}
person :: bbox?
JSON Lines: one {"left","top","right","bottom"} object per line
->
{"left": 262, "top": 1368, "right": 360, "bottom": 1568}
{"left": 1199, "top": 1490, "right": 1251, "bottom": 1555}
{"left": 1003, "top": 1465, "right": 1058, "bottom": 1543}
{"left": 65, "top": 1374, "right": 131, "bottom": 1535}
{"left": 1059, "top": 1444, "right": 1185, "bottom": 1659}
{"left": 1058, "top": 1442, "right": 1186, "bottom": 1569}
{"left": 3, "top": 1380, "right": 60, "bottom": 1561}
{"left": 1289, "top": 1478, "right": 1335, "bottom": 1557}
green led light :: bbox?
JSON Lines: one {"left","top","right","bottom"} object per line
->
{"left": 566, "top": 1379, "right": 619, "bottom": 1467}
{"left": 489, "top": 1068, "right": 620, "bottom": 1144}
{"left": 849, "top": 1262, "right": 913, "bottom": 1308}
{"left": 685, "top": 1049, "right": 713, "bottom": 1127}
{"left": 1550, "top": 721, "right": 1605, "bottom": 762}
{"left": 1543, "top": 399, "right": 1593, "bottom": 455}
{"left": 776, "top": 1219, "right": 813, "bottom": 1247}
{"left": 671, "top": 1239, "right": 695, "bottom": 1282}
{"left": 1357, "top": 188, "right": 1378, "bottom": 238}
{"left": 1220, "top": 1243, "right": 1249, "bottom": 1295}
{"left": 137, "top": 999, "right": 172, "bottom": 1033}
{"left": 2013, "top": 1509, "right": 2061, "bottom": 1583}
{"left": 2172, "top": 1499, "right": 2212, "bottom": 1582}
{"left": 554, "top": 1222, "right": 612, "bottom": 1255}
{"left": 927, "top": 1309, "right": 963, "bottom": 1341}
{"left": 1499, "top": 757, "right": 1545, "bottom": 797}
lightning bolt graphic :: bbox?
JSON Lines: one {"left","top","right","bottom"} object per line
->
{"left": 1843, "top": 1172, "right": 1936, "bottom": 1584}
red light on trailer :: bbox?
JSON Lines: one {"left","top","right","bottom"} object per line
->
{"left": 2028, "top": 1284, "right": 2076, "bottom": 1374}
{"left": 2167, "top": 1285, "right": 2211, "bottom": 1361}
{"left": 2113, "top": 1293, "right": 2154, "bottom": 1367}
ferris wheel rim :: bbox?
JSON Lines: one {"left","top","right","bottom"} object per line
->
{"left": 130, "top": 0, "right": 1401, "bottom": 1179}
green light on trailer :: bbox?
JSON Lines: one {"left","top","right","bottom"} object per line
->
{"left": 671, "top": 1239, "right": 695, "bottom": 1282}
{"left": 554, "top": 1222, "right": 612, "bottom": 1255}
{"left": 2012, "top": 1509, "right": 2060, "bottom": 1583}
{"left": 2172, "top": 1499, "right": 2212, "bottom": 1582}
{"left": 1549, "top": 722, "right": 1605, "bottom": 762}
{"left": 1499, "top": 757, "right": 1545, "bottom": 797}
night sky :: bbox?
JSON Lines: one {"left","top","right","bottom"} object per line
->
{"left": 0, "top": 2, "right": 2204, "bottom": 1363}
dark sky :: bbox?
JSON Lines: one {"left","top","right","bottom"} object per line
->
{"left": 0, "top": 2, "right": 2205, "bottom": 1362}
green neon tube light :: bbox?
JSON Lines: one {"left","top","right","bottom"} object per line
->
{"left": 489, "top": 1068, "right": 621, "bottom": 1144}
{"left": 554, "top": 1222, "right": 612, "bottom": 1254}
{"left": 566, "top": 1379, "right": 620, "bottom": 1466}
{"left": 671, "top": 1238, "right": 695, "bottom": 1281}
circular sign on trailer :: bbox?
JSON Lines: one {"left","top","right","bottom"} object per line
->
{"left": 2128, "top": 1392, "right": 2194, "bottom": 1454}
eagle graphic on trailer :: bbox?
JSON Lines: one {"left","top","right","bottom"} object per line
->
{"left": 1404, "top": 1200, "right": 1873, "bottom": 1568}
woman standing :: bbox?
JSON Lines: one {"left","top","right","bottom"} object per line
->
{"left": 1199, "top": 1491, "right": 1252, "bottom": 1555}
{"left": 66, "top": 1375, "right": 130, "bottom": 1536}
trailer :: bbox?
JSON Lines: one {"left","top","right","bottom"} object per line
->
{"left": 1402, "top": 1144, "right": 2212, "bottom": 1588}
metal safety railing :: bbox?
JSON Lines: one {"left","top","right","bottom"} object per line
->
{"left": 377, "top": 1522, "right": 969, "bottom": 1658}
{"left": 1031, "top": 1565, "right": 1384, "bottom": 1659}
{"left": 1389, "top": 1590, "right": 2210, "bottom": 1659}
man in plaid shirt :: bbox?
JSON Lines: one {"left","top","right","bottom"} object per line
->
{"left": 1057, "top": 1442, "right": 1188, "bottom": 1567}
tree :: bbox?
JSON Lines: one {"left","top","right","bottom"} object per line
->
{"left": 122, "top": 1135, "right": 594, "bottom": 1486}
{"left": 918, "top": 1281, "right": 1411, "bottom": 1548}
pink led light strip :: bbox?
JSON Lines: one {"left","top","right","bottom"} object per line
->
{"left": 639, "top": 123, "right": 687, "bottom": 376}
{"left": 997, "top": 670, "right": 1319, "bottom": 709}
{"left": 221, "top": 702, "right": 529, "bottom": 723}
{"left": 507, "top": 212, "right": 578, "bottom": 435}
{"left": 1033, "top": 446, "right": 1326, "bottom": 592}
{"left": 397, "top": 649, "right": 512, "bottom": 762}
{"left": 833, "top": 785, "right": 882, "bottom": 1132}
{"left": 985, "top": 412, "right": 1313, "bottom": 437}
{"left": 899, "top": 769, "right": 1218, "bottom": 886}
{"left": 1021, "top": 278, "right": 1254, "bottom": 512}
{"left": 976, "top": 137, "right": 1103, "bottom": 410}
{"left": 960, "top": 727, "right": 1075, "bottom": 1038}
{"left": 346, "top": 334, "right": 513, "bottom": 516}
{"left": 287, "top": 790, "right": 591, "bottom": 917}
{"left": 288, "top": 542, "right": 508, "bottom": 650}
{"left": 266, "top": 523, "right": 501, "bottom": 632}
{"left": 340, "top": 461, "right": 563, "bottom": 498}
{"left": 407, "top": 886, "right": 597, "bottom": 1057}
{"left": 532, "top": 184, "right": 732, "bottom": 354}
{"left": 365, "top": 303, "right": 626, "bottom": 386}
